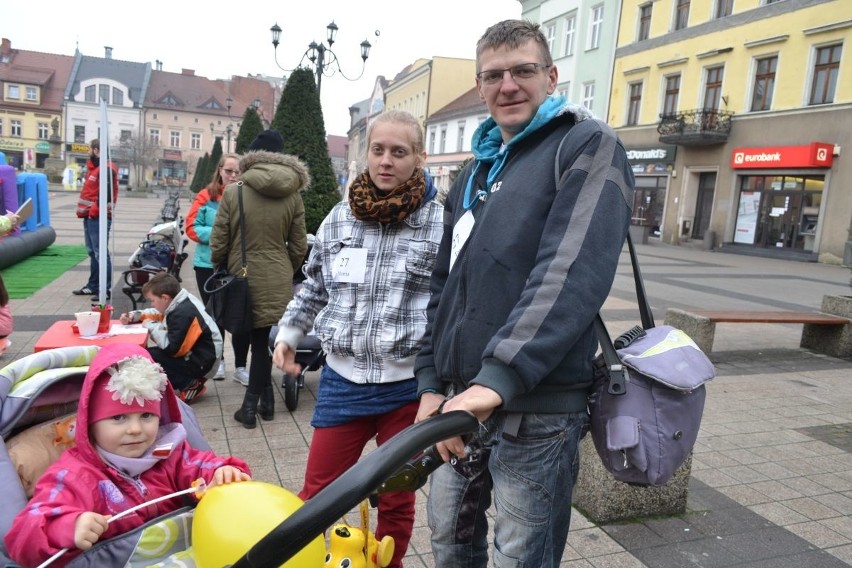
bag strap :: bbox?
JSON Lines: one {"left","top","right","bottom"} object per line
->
{"left": 551, "top": 125, "right": 652, "bottom": 396}
{"left": 237, "top": 183, "right": 248, "bottom": 277}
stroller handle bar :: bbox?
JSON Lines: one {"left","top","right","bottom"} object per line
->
{"left": 231, "top": 410, "right": 478, "bottom": 568}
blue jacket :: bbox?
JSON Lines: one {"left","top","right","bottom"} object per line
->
{"left": 186, "top": 187, "right": 220, "bottom": 269}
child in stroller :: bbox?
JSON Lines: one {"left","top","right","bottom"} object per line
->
{"left": 0, "top": 345, "right": 248, "bottom": 567}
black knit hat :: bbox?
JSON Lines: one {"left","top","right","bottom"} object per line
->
{"left": 249, "top": 129, "right": 283, "bottom": 153}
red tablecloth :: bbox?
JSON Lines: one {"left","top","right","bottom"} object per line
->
{"left": 34, "top": 320, "right": 149, "bottom": 352}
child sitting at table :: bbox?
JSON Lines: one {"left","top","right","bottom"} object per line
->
{"left": 4, "top": 344, "right": 252, "bottom": 568}
{"left": 119, "top": 272, "right": 221, "bottom": 402}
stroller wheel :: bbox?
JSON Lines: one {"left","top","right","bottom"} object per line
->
{"left": 283, "top": 373, "right": 300, "bottom": 411}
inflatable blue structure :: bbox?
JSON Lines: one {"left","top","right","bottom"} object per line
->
{"left": 0, "top": 166, "right": 56, "bottom": 270}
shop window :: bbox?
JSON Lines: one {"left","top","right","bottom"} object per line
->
{"left": 632, "top": 175, "right": 667, "bottom": 234}
{"left": 751, "top": 56, "right": 777, "bottom": 111}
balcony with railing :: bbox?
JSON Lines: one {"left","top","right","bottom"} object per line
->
{"left": 657, "top": 108, "right": 734, "bottom": 146}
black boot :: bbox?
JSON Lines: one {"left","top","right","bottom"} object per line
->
{"left": 234, "top": 392, "right": 259, "bottom": 429}
{"left": 259, "top": 385, "right": 275, "bottom": 421}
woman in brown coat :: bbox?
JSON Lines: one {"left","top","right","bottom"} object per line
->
{"left": 211, "top": 130, "right": 309, "bottom": 428}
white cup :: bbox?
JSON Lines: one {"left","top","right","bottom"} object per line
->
{"left": 75, "top": 311, "right": 101, "bottom": 337}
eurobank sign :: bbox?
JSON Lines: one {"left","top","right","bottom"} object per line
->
{"left": 731, "top": 142, "right": 834, "bottom": 169}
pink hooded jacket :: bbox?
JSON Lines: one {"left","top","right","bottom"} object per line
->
{"left": 4, "top": 344, "right": 250, "bottom": 568}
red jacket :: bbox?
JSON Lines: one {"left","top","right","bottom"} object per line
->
{"left": 4, "top": 344, "right": 250, "bottom": 568}
{"left": 76, "top": 158, "right": 119, "bottom": 219}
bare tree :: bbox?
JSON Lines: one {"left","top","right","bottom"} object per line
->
{"left": 116, "top": 132, "right": 161, "bottom": 190}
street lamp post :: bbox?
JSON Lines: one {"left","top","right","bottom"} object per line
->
{"left": 270, "top": 21, "right": 372, "bottom": 99}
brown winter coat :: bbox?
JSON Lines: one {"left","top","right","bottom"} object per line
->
{"left": 210, "top": 150, "right": 309, "bottom": 328}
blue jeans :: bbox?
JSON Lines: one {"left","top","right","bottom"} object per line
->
{"left": 83, "top": 217, "right": 112, "bottom": 293}
{"left": 427, "top": 410, "right": 589, "bottom": 568}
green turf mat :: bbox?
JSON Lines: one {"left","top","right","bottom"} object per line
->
{"left": 1, "top": 245, "right": 89, "bottom": 299}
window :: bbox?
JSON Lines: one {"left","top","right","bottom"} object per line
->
{"left": 428, "top": 129, "right": 436, "bottom": 155}
{"left": 809, "top": 44, "right": 842, "bottom": 105}
{"left": 564, "top": 14, "right": 576, "bottom": 56}
{"left": 191, "top": 133, "right": 201, "bottom": 150}
{"left": 751, "top": 56, "right": 777, "bottom": 111}
{"left": 74, "top": 125, "right": 86, "bottom": 143}
{"left": 638, "top": 4, "right": 652, "bottom": 41}
{"left": 120, "top": 130, "right": 132, "bottom": 142}
{"left": 26, "top": 86, "right": 37, "bottom": 101}
{"left": 149, "top": 128, "right": 161, "bottom": 145}
{"left": 582, "top": 82, "right": 595, "bottom": 111}
{"left": 589, "top": 5, "right": 604, "bottom": 49}
{"left": 11, "top": 120, "right": 22, "bottom": 137}
{"left": 99, "top": 84, "right": 110, "bottom": 103}
{"left": 7, "top": 85, "right": 20, "bottom": 99}
{"left": 112, "top": 87, "right": 124, "bottom": 106}
{"left": 559, "top": 82, "right": 571, "bottom": 100}
{"left": 544, "top": 23, "right": 556, "bottom": 56}
{"left": 169, "top": 130, "right": 181, "bottom": 148}
{"left": 627, "top": 82, "right": 643, "bottom": 125}
{"left": 85, "top": 85, "right": 96, "bottom": 102}
{"left": 0, "top": 118, "right": 3, "bottom": 136}
{"left": 704, "top": 66, "right": 724, "bottom": 110}
{"left": 675, "top": 0, "right": 690, "bottom": 30}
{"left": 457, "top": 122, "right": 466, "bottom": 152}
{"left": 439, "top": 126, "right": 447, "bottom": 154}
{"left": 715, "top": 0, "right": 733, "bottom": 18}
{"left": 663, "top": 74, "right": 681, "bottom": 116}
{"left": 38, "top": 122, "right": 48, "bottom": 139}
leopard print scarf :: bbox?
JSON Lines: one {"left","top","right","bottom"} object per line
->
{"left": 348, "top": 168, "right": 426, "bottom": 224}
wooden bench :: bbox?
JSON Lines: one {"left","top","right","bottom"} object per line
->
{"left": 664, "top": 308, "right": 852, "bottom": 357}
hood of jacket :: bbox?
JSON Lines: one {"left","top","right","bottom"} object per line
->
{"left": 238, "top": 150, "right": 311, "bottom": 199}
{"left": 74, "top": 344, "right": 183, "bottom": 468}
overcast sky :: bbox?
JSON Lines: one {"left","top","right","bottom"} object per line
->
{"left": 2, "top": 1, "right": 522, "bottom": 136}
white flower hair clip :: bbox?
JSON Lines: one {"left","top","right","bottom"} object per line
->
{"left": 105, "top": 355, "right": 168, "bottom": 406}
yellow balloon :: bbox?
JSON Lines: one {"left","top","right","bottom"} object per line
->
{"left": 193, "top": 481, "right": 326, "bottom": 567}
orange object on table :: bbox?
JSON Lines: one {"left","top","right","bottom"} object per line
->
{"left": 34, "top": 320, "right": 149, "bottom": 352}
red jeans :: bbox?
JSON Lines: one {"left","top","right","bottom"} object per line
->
{"left": 299, "top": 401, "right": 419, "bottom": 568}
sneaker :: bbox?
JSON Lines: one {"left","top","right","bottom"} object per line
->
{"left": 72, "top": 286, "right": 94, "bottom": 296}
{"left": 233, "top": 367, "right": 249, "bottom": 387}
{"left": 177, "top": 379, "right": 207, "bottom": 403}
{"left": 213, "top": 359, "right": 226, "bottom": 380}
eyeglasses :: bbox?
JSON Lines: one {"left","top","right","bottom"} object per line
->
{"left": 221, "top": 168, "right": 240, "bottom": 176}
{"left": 476, "top": 62, "right": 550, "bottom": 86}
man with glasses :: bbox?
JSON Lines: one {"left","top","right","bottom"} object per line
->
{"left": 415, "top": 19, "right": 634, "bottom": 567}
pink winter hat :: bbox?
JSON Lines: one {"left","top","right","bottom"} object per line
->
{"left": 89, "top": 352, "right": 169, "bottom": 424}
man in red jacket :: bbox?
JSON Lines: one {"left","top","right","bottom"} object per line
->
{"left": 73, "top": 139, "right": 119, "bottom": 302}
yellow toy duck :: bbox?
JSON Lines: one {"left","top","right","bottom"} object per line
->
{"left": 325, "top": 500, "right": 394, "bottom": 568}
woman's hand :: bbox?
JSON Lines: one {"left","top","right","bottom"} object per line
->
{"left": 272, "top": 342, "right": 301, "bottom": 376}
{"left": 73, "top": 511, "right": 109, "bottom": 550}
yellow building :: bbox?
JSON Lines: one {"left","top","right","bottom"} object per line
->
{"left": 384, "top": 57, "right": 477, "bottom": 129}
{"left": 611, "top": 0, "right": 852, "bottom": 262}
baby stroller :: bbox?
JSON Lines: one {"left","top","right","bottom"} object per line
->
{"left": 0, "top": 347, "right": 477, "bottom": 567}
{"left": 122, "top": 196, "right": 190, "bottom": 310}
{"left": 0, "top": 345, "right": 211, "bottom": 567}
